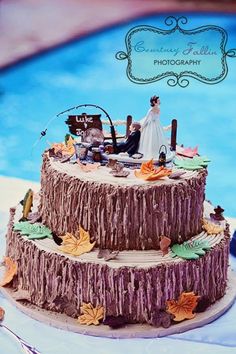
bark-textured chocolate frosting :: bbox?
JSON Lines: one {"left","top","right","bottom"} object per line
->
{"left": 6, "top": 208, "right": 230, "bottom": 324}
{"left": 39, "top": 154, "right": 207, "bottom": 251}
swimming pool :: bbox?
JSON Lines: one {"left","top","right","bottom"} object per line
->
{"left": 0, "top": 13, "right": 236, "bottom": 216}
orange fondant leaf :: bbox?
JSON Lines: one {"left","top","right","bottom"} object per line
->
{"left": 0, "top": 306, "right": 5, "bottom": 321}
{"left": 78, "top": 302, "right": 104, "bottom": 325}
{"left": 51, "top": 137, "right": 75, "bottom": 156}
{"left": 0, "top": 257, "right": 18, "bottom": 287}
{"left": 135, "top": 161, "right": 172, "bottom": 181}
{"left": 77, "top": 160, "right": 100, "bottom": 172}
{"left": 166, "top": 292, "right": 200, "bottom": 322}
{"left": 202, "top": 219, "right": 224, "bottom": 235}
{"left": 59, "top": 226, "right": 95, "bottom": 256}
{"left": 160, "top": 236, "right": 171, "bottom": 256}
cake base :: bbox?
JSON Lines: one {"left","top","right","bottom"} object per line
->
{"left": 1, "top": 272, "right": 235, "bottom": 339}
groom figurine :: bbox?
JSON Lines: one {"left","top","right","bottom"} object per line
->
{"left": 117, "top": 122, "right": 141, "bottom": 157}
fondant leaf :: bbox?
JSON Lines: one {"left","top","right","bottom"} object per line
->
{"left": 51, "top": 137, "right": 75, "bottom": 156}
{"left": 0, "top": 306, "right": 5, "bottom": 321}
{"left": 171, "top": 240, "right": 211, "bottom": 260}
{"left": 0, "top": 257, "right": 18, "bottom": 287}
{"left": 202, "top": 219, "right": 224, "bottom": 235}
{"left": 59, "top": 226, "right": 95, "bottom": 256}
{"left": 78, "top": 303, "right": 104, "bottom": 325}
{"left": 174, "top": 156, "right": 210, "bottom": 170}
{"left": 14, "top": 222, "right": 52, "bottom": 240}
{"left": 135, "top": 160, "right": 172, "bottom": 181}
{"left": 166, "top": 292, "right": 200, "bottom": 321}
{"left": 176, "top": 145, "right": 198, "bottom": 158}
{"left": 77, "top": 160, "right": 100, "bottom": 172}
{"left": 160, "top": 236, "right": 171, "bottom": 256}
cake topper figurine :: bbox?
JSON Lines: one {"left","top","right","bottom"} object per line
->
{"left": 117, "top": 122, "right": 141, "bottom": 157}
{"left": 138, "top": 96, "right": 171, "bottom": 160}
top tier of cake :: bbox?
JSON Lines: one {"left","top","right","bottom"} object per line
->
{"left": 39, "top": 153, "right": 207, "bottom": 251}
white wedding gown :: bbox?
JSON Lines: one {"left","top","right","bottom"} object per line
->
{"left": 138, "top": 108, "right": 171, "bottom": 160}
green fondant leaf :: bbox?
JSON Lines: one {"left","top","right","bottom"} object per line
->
{"left": 174, "top": 156, "right": 210, "bottom": 170}
{"left": 171, "top": 240, "right": 211, "bottom": 260}
{"left": 14, "top": 221, "right": 52, "bottom": 240}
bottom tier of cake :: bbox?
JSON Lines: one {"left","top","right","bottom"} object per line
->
{"left": 4, "top": 206, "right": 230, "bottom": 328}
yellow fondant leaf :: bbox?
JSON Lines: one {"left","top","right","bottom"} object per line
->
{"left": 0, "top": 257, "right": 18, "bottom": 287}
{"left": 59, "top": 226, "right": 95, "bottom": 256}
{"left": 202, "top": 219, "right": 224, "bottom": 235}
{"left": 78, "top": 302, "right": 104, "bottom": 325}
{"left": 166, "top": 292, "right": 200, "bottom": 322}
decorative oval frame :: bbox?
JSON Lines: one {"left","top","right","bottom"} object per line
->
{"left": 116, "top": 16, "right": 236, "bottom": 87}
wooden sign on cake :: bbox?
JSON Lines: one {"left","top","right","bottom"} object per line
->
{"left": 65, "top": 113, "right": 102, "bottom": 136}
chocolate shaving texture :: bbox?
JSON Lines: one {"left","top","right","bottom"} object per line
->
{"left": 6, "top": 208, "right": 230, "bottom": 325}
{"left": 39, "top": 154, "right": 207, "bottom": 251}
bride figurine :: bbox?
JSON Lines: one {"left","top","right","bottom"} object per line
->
{"left": 138, "top": 95, "right": 171, "bottom": 160}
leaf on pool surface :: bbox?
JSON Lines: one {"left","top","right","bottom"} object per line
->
{"left": 77, "top": 160, "right": 100, "bottom": 172}
{"left": 78, "top": 303, "right": 104, "bottom": 325}
{"left": 171, "top": 240, "right": 211, "bottom": 260}
{"left": 166, "top": 292, "right": 200, "bottom": 322}
{"left": 159, "top": 236, "right": 171, "bottom": 256}
{"left": 14, "top": 221, "right": 52, "bottom": 240}
{"left": 0, "top": 257, "right": 18, "bottom": 287}
{"left": 135, "top": 160, "right": 172, "bottom": 181}
{"left": 59, "top": 226, "right": 95, "bottom": 256}
{"left": 174, "top": 156, "right": 210, "bottom": 170}
{"left": 202, "top": 219, "right": 224, "bottom": 235}
{"left": 0, "top": 306, "right": 5, "bottom": 321}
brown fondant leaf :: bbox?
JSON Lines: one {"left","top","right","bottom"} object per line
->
{"left": 0, "top": 306, "right": 5, "bottom": 321}
{"left": 160, "top": 236, "right": 171, "bottom": 256}
{"left": 77, "top": 160, "right": 100, "bottom": 172}
{"left": 59, "top": 226, "right": 95, "bottom": 256}
{"left": 97, "top": 249, "right": 119, "bottom": 261}
{"left": 78, "top": 302, "right": 104, "bottom": 325}
{"left": 0, "top": 257, "right": 17, "bottom": 287}
{"left": 135, "top": 160, "right": 172, "bottom": 181}
{"left": 112, "top": 170, "right": 130, "bottom": 178}
{"left": 202, "top": 219, "right": 224, "bottom": 235}
{"left": 166, "top": 292, "right": 200, "bottom": 322}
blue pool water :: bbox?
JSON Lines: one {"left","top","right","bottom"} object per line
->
{"left": 0, "top": 13, "right": 236, "bottom": 216}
